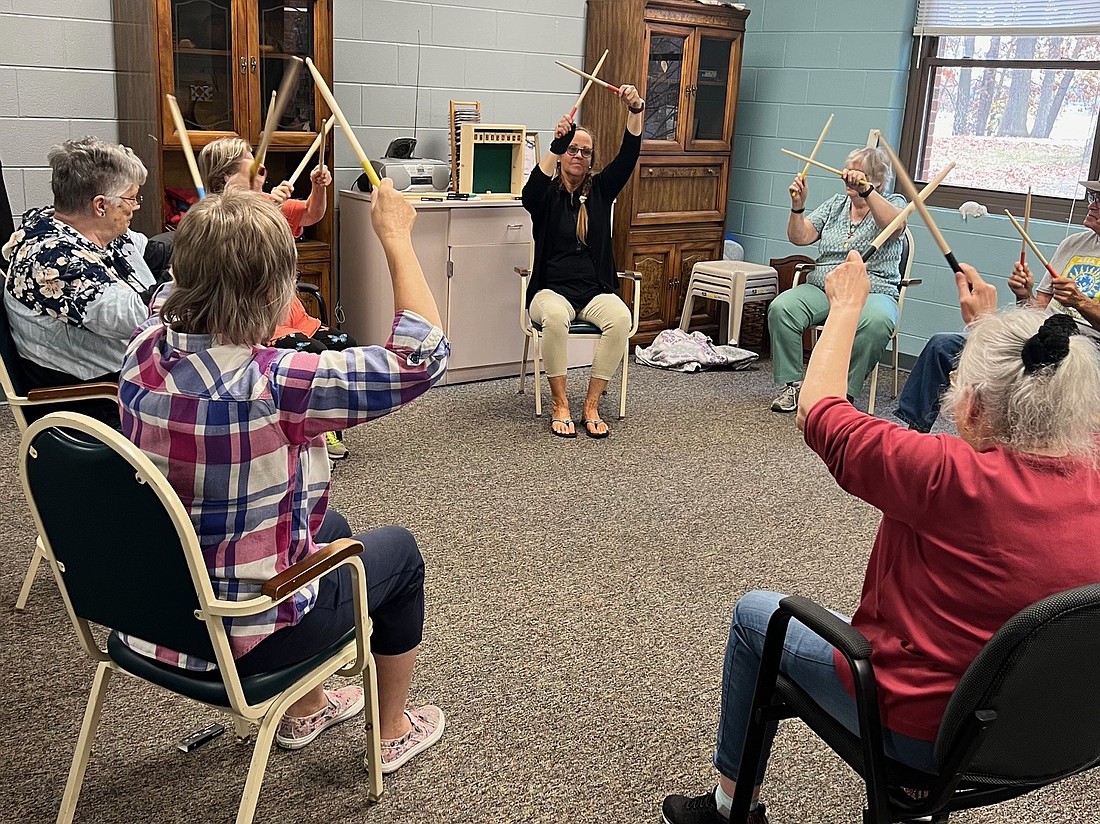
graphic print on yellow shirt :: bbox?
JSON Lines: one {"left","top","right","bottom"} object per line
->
{"left": 1052, "top": 254, "right": 1100, "bottom": 324}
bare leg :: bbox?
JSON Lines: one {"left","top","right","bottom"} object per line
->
{"left": 375, "top": 649, "right": 418, "bottom": 739}
{"left": 582, "top": 377, "right": 610, "bottom": 436}
{"left": 549, "top": 375, "right": 575, "bottom": 436}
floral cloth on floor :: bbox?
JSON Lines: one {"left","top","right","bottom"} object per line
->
{"left": 635, "top": 328, "right": 759, "bottom": 372}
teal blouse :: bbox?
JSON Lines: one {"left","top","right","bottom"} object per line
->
{"left": 806, "top": 193, "right": 907, "bottom": 299}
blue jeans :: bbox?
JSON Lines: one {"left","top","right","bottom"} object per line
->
{"left": 713, "top": 590, "right": 936, "bottom": 785}
{"left": 895, "top": 333, "right": 966, "bottom": 433}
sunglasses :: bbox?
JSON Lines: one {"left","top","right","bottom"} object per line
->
{"left": 1086, "top": 190, "right": 1099, "bottom": 206}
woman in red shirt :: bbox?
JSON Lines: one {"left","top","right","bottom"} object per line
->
{"left": 663, "top": 251, "right": 1100, "bottom": 824}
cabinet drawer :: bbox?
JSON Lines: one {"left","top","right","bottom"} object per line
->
{"left": 447, "top": 207, "right": 532, "bottom": 246}
{"left": 631, "top": 157, "right": 728, "bottom": 226}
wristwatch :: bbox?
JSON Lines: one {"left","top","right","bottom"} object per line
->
{"left": 627, "top": 101, "right": 645, "bottom": 114}
{"left": 858, "top": 185, "right": 875, "bottom": 198}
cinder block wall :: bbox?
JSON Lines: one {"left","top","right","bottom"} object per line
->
{"left": 0, "top": 1, "right": 119, "bottom": 226}
{"left": 330, "top": 0, "right": 588, "bottom": 195}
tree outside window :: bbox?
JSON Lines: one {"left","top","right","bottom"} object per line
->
{"left": 900, "top": 34, "right": 1100, "bottom": 219}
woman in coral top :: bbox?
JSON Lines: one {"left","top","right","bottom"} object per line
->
{"left": 198, "top": 137, "right": 355, "bottom": 459}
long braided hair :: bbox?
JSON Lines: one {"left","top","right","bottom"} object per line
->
{"left": 556, "top": 126, "right": 598, "bottom": 245}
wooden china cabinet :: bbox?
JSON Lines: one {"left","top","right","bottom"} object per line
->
{"left": 113, "top": 0, "right": 336, "bottom": 316}
{"left": 583, "top": 0, "right": 748, "bottom": 344}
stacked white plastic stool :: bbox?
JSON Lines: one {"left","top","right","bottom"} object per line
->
{"left": 679, "top": 260, "right": 779, "bottom": 345}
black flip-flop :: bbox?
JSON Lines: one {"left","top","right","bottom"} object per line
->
{"left": 581, "top": 418, "right": 610, "bottom": 439}
{"left": 551, "top": 418, "right": 577, "bottom": 438}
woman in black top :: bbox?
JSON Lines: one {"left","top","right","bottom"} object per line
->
{"left": 521, "top": 83, "right": 645, "bottom": 438}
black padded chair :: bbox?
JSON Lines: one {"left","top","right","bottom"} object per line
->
{"left": 19, "top": 412, "right": 386, "bottom": 824}
{"left": 0, "top": 293, "right": 117, "bottom": 611}
{"left": 731, "top": 588, "right": 1100, "bottom": 824}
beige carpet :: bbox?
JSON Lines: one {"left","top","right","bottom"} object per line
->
{"left": 0, "top": 360, "right": 1095, "bottom": 823}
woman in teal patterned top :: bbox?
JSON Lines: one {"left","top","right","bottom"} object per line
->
{"left": 767, "top": 146, "right": 907, "bottom": 413}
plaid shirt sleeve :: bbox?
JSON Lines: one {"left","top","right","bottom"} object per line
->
{"left": 270, "top": 309, "right": 449, "bottom": 441}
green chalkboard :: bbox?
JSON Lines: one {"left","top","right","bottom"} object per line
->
{"left": 471, "top": 143, "right": 514, "bottom": 194}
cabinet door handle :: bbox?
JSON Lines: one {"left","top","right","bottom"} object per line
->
{"left": 239, "top": 57, "right": 247, "bottom": 75}
{"left": 250, "top": 56, "right": 257, "bottom": 73}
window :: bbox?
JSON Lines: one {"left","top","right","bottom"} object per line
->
{"left": 900, "top": 4, "right": 1100, "bottom": 220}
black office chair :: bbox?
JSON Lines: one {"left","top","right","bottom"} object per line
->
{"left": 731, "top": 587, "right": 1100, "bottom": 823}
{"left": 19, "top": 412, "right": 385, "bottom": 824}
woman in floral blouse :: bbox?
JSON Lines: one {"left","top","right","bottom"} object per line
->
{"left": 2, "top": 137, "right": 156, "bottom": 415}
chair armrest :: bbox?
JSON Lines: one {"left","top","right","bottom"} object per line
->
{"left": 778, "top": 595, "right": 871, "bottom": 661}
{"left": 792, "top": 262, "right": 817, "bottom": 287}
{"left": 514, "top": 266, "right": 530, "bottom": 277}
{"left": 25, "top": 382, "right": 118, "bottom": 403}
{"left": 297, "top": 282, "right": 320, "bottom": 296}
{"left": 261, "top": 538, "right": 364, "bottom": 601}
{"left": 900, "top": 278, "right": 922, "bottom": 288}
{"left": 617, "top": 270, "right": 642, "bottom": 283}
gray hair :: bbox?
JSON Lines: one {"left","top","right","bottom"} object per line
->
{"left": 160, "top": 189, "right": 297, "bottom": 346}
{"left": 847, "top": 146, "right": 891, "bottom": 192}
{"left": 48, "top": 136, "right": 148, "bottom": 213}
{"left": 943, "top": 307, "right": 1100, "bottom": 460}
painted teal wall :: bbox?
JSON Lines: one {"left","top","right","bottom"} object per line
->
{"left": 731, "top": 0, "right": 1082, "bottom": 357}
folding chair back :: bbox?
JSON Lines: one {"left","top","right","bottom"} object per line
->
{"left": 20, "top": 413, "right": 218, "bottom": 663}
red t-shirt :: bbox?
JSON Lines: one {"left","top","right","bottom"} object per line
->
{"left": 804, "top": 396, "right": 1100, "bottom": 741}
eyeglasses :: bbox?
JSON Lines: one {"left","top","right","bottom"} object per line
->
{"left": 1086, "top": 190, "right": 1100, "bottom": 205}
{"left": 565, "top": 146, "right": 593, "bottom": 158}
{"left": 117, "top": 194, "right": 143, "bottom": 206}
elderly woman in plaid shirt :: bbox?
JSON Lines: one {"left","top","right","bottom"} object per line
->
{"left": 117, "top": 182, "right": 449, "bottom": 770}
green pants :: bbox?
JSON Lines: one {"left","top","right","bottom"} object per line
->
{"left": 767, "top": 283, "right": 898, "bottom": 399}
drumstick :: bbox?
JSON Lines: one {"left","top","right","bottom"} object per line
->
{"left": 253, "top": 91, "right": 276, "bottom": 175}
{"left": 876, "top": 132, "right": 962, "bottom": 274}
{"left": 780, "top": 148, "right": 871, "bottom": 188}
{"left": 1005, "top": 210, "right": 1059, "bottom": 281}
{"left": 801, "top": 114, "right": 834, "bottom": 179}
{"left": 305, "top": 56, "right": 381, "bottom": 188}
{"left": 860, "top": 162, "right": 955, "bottom": 260}
{"left": 555, "top": 60, "right": 621, "bottom": 94}
{"left": 569, "top": 49, "right": 609, "bottom": 119}
{"left": 286, "top": 116, "right": 334, "bottom": 186}
{"left": 1020, "top": 186, "right": 1032, "bottom": 266}
{"left": 252, "top": 56, "right": 303, "bottom": 176}
{"left": 165, "top": 95, "right": 205, "bottom": 199}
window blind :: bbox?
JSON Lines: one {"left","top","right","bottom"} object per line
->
{"left": 914, "top": 0, "right": 1100, "bottom": 36}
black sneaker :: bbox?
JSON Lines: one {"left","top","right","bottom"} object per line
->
{"left": 661, "top": 789, "right": 768, "bottom": 824}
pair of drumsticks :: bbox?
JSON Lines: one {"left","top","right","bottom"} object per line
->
{"left": 167, "top": 55, "right": 381, "bottom": 201}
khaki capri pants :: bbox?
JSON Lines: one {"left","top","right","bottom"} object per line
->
{"left": 528, "top": 289, "right": 632, "bottom": 380}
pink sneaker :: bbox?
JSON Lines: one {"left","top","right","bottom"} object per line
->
{"left": 376, "top": 705, "right": 445, "bottom": 774}
{"left": 276, "top": 686, "right": 364, "bottom": 750}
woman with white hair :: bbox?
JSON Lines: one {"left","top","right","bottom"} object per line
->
{"left": 662, "top": 253, "right": 1100, "bottom": 824}
{"left": 2, "top": 137, "right": 155, "bottom": 412}
{"left": 767, "top": 146, "right": 907, "bottom": 413}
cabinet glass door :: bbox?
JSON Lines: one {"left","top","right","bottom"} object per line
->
{"left": 168, "top": 0, "right": 239, "bottom": 136}
{"left": 642, "top": 25, "right": 689, "bottom": 150}
{"left": 255, "top": 0, "right": 320, "bottom": 145}
{"left": 686, "top": 31, "right": 739, "bottom": 152}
